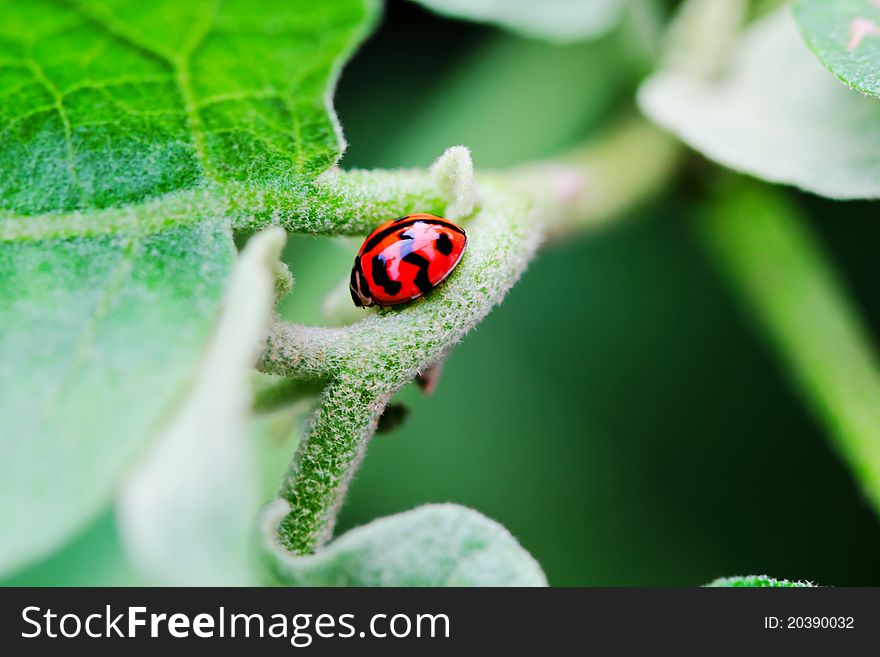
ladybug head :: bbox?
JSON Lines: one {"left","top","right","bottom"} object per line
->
{"left": 349, "top": 262, "right": 374, "bottom": 308}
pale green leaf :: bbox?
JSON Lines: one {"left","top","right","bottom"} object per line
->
{"left": 0, "top": 510, "right": 140, "bottom": 586}
{"left": 405, "top": 0, "right": 622, "bottom": 43}
{"left": 116, "top": 228, "right": 285, "bottom": 585}
{"left": 639, "top": 8, "right": 880, "bottom": 199}
{"left": 261, "top": 500, "right": 548, "bottom": 586}
{"left": 795, "top": 0, "right": 880, "bottom": 98}
{"left": 0, "top": 221, "right": 234, "bottom": 575}
{"left": 707, "top": 575, "right": 815, "bottom": 587}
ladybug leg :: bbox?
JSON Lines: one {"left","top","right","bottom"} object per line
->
{"left": 349, "top": 283, "right": 364, "bottom": 307}
{"left": 349, "top": 261, "right": 374, "bottom": 307}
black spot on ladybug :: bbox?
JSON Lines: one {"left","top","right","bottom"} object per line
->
{"left": 435, "top": 231, "right": 453, "bottom": 256}
{"left": 370, "top": 253, "right": 402, "bottom": 296}
{"left": 401, "top": 251, "right": 433, "bottom": 295}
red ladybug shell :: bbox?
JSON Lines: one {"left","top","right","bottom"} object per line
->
{"left": 350, "top": 214, "right": 467, "bottom": 307}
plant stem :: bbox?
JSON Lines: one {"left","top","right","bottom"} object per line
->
{"left": 509, "top": 116, "right": 680, "bottom": 240}
{"left": 276, "top": 380, "right": 390, "bottom": 553}
{"left": 262, "top": 190, "right": 542, "bottom": 553}
{"left": 260, "top": 118, "right": 681, "bottom": 555}
{"left": 700, "top": 180, "right": 880, "bottom": 517}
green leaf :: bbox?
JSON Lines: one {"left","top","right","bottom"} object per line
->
{"left": 405, "top": 0, "right": 623, "bottom": 43}
{"left": 0, "top": 221, "right": 234, "bottom": 575}
{"left": 1, "top": 510, "right": 141, "bottom": 586}
{"left": 261, "top": 501, "right": 547, "bottom": 586}
{"left": 0, "top": 0, "right": 379, "bottom": 576}
{"left": 706, "top": 575, "right": 815, "bottom": 587}
{"left": 639, "top": 8, "right": 880, "bottom": 199}
{"left": 116, "top": 228, "right": 285, "bottom": 585}
{"left": 0, "top": 0, "right": 378, "bottom": 216}
{"left": 795, "top": 0, "right": 880, "bottom": 98}
{"left": 699, "top": 179, "right": 880, "bottom": 521}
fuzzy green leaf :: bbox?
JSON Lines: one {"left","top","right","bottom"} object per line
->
{"left": 0, "top": 0, "right": 378, "bottom": 216}
{"left": 0, "top": 0, "right": 379, "bottom": 576}
{"left": 795, "top": 0, "right": 880, "bottom": 98}
{"left": 117, "top": 228, "right": 285, "bottom": 586}
{"left": 0, "top": 221, "right": 234, "bottom": 575}
{"left": 405, "top": 0, "right": 622, "bottom": 43}
{"left": 1, "top": 511, "right": 140, "bottom": 586}
{"left": 639, "top": 8, "right": 880, "bottom": 199}
{"left": 706, "top": 575, "right": 815, "bottom": 588}
{"left": 261, "top": 501, "right": 548, "bottom": 587}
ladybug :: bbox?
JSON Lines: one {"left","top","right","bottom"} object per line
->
{"left": 350, "top": 213, "right": 467, "bottom": 307}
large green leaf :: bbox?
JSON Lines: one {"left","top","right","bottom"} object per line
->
{"left": 117, "top": 229, "right": 285, "bottom": 585}
{"left": 795, "top": 0, "right": 880, "bottom": 98}
{"left": 639, "top": 8, "right": 880, "bottom": 199}
{"left": 0, "top": 221, "right": 234, "bottom": 574}
{"left": 261, "top": 501, "right": 548, "bottom": 586}
{"left": 0, "top": 0, "right": 377, "bottom": 215}
{"left": 0, "top": 0, "right": 378, "bottom": 575}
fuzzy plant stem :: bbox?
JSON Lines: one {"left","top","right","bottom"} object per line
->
{"left": 258, "top": 119, "right": 679, "bottom": 555}
{"left": 262, "top": 191, "right": 542, "bottom": 553}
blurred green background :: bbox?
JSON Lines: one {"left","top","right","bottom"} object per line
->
{"left": 8, "top": 0, "right": 880, "bottom": 587}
